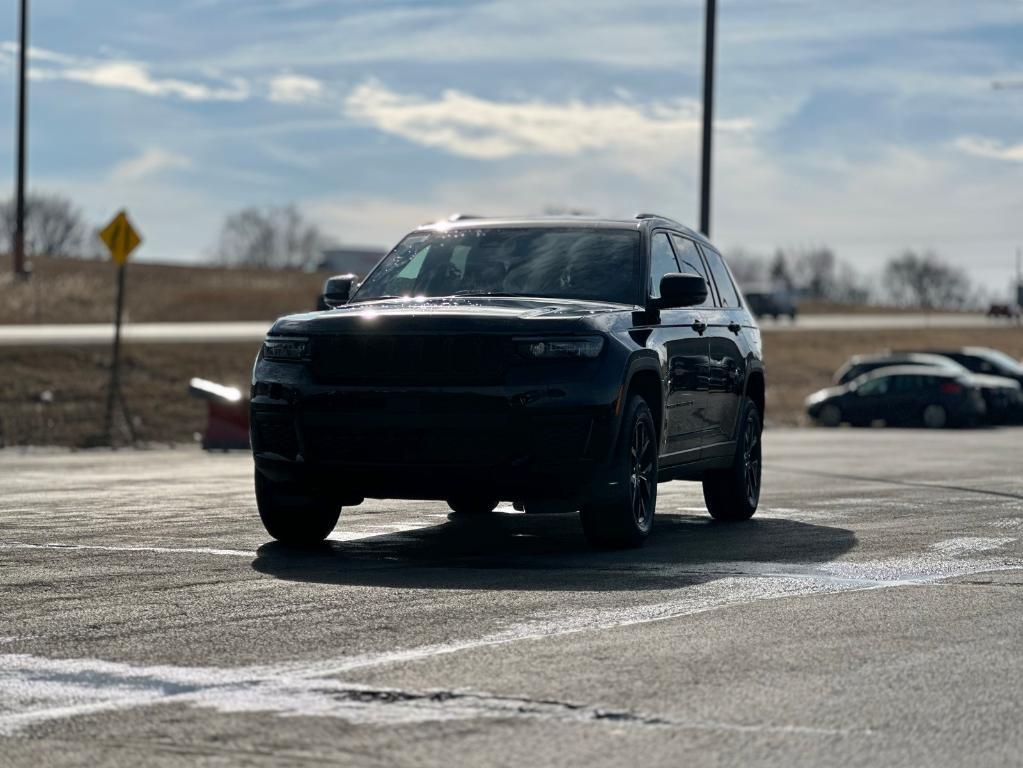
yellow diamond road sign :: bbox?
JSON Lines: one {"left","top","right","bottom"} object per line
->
{"left": 100, "top": 211, "right": 142, "bottom": 266}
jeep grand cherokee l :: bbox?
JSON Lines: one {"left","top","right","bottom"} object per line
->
{"left": 250, "top": 215, "right": 766, "bottom": 548}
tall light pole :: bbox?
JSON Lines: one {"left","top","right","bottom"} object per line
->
{"left": 13, "top": 0, "right": 29, "bottom": 278}
{"left": 699, "top": 0, "right": 716, "bottom": 237}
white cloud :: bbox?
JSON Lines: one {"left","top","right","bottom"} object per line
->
{"left": 111, "top": 148, "right": 193, "bottom": 182}
{"left": 4, "top": 42, "right": 250, "bottom": 102}
{"left": 37, "top": 60, "right": 250, "bottom": 102}
{"left": 268, "top": 73, "right": 323, "bottom": 104}
{"left": 952, "top": 136, "right": 1023, "bottom": 163}
{"left": 345, "top": 81, "right": 753, "bottom": 160}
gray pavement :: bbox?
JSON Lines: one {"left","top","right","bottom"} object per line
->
{"left": 1, "top": 428, "right": 1021, "bottom": 766}
{"left": 0, "top": 313, "right": 1010, "bottom": 346}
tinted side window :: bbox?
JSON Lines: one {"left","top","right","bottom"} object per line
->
{"left": 669, "top": 234, "right": 713, "bottom": 308}
{"left": 649, "top": 232, "right": 680, "bottom": 299}
{"left": 858, "top": 377, "right": 890, "bottom": 396}
{"left": 702, "top": 248, "right": 742, "bottom": 308}
{"left": 892, "top": 375, "right": 922, "bottom": 393}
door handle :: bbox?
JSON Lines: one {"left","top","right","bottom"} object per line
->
{"left": 691, "top": 319, "right": 707, "bottom": 335}
{"left": 728, "top": 321, "right": 741, "bottom": 334}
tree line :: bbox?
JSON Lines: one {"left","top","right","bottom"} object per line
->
{"left": 0, "top": 194, "right": 330, "bottom": 270}
{"left": 726, "top": 246, "right": 979, "bottom": 310}
{"left": 2, "top": 192, "right": 981, "bottom": 310}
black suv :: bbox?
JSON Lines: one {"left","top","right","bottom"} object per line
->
{"left": 251, "top": 215, "right": 765, "bottom": 547}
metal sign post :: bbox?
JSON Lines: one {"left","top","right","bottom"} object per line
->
{"left": 99, "top": 211, "right": 142, "bottom": 445}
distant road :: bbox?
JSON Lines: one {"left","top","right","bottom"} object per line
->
{"left": 0, "top": 313, "right": 1008, "bottom": 347}
{"left": 0, "top": 321, "right": 270, "bottom": 346}
{"left": 758, "top": 312, "right": 1001, "bottom": 332}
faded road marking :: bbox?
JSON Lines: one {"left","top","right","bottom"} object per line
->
{"left": 1, "top": 538, "right": 1019, "bottom": 736}
{"left": 0, "top": 541, "right": 255, "bottom": 558}
{"left": 0, "top": 653, "right": 865, "bottom": 737}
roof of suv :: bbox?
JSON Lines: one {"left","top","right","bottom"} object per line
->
{"left": 415, "top": 214, "right": 714, "bottom": 250}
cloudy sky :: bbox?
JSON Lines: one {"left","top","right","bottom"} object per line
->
{"left": 0, "top": 0, "right": 1021, "bottom": 290}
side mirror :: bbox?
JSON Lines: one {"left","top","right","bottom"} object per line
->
{"left": 656, "top": 273, "right": 707, "bottom": 309}
{"left": 318, "top": 274, "right": 358, "bottom": 309}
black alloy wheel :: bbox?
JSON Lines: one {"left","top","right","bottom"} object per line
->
{"left": 703, "top": 397, "right": 762, "bottom": 522}
{"left": 580, "top": 395, "right": 658, "bottom": 548}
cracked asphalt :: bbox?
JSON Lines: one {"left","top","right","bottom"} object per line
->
{"left": 1, "top": 428, "right": 1022, "bottom": 767}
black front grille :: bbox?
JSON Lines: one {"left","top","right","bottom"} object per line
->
{"left": 312, "top": 334, "right": 508, "bottom": 384}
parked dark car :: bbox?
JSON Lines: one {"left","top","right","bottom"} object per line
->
{"left": 908, "top": 347, "right": 1023, "bottom": 385}
{"left": 807, "top": 366, "right": 987, "bottom": 428}
{"left": 833, "top": 351, "right": 1022, "bottom": 424}
{"left": 833, "top": 352, "right": 964, "bottom": 385}
{"left": 744, "top": 288, "right": 797, "bottom": 321}
{"left": 986, "top": 303, "right": 1021, "bottom": 320}
{"left": 251, "top": 215, "right": 766, "bottom": 548}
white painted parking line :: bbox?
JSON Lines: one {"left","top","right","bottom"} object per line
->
{"left": 0, "top": 542, "right": 255, "bottom": 558}
{"left": 1, "top": 537, "right": 1018, "bottom": 736}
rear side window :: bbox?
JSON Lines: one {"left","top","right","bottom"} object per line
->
{"left": 892, "top": 375, "right": 923, "bottom": 393}
{"left": 670, "top": 234, "right": 713, "bottom": 308}
{"left": 858, "top": 377, "right": 890, "bottom": 396}
{"left": 702, "top": 248, "right": 742, "bottom": 308}
{"left": 649, "top": 232, "right": 680, "bottom": 299}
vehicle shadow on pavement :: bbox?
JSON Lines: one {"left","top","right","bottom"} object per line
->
{"left": 251, "top": 513, "right": 857, "bottom": 592}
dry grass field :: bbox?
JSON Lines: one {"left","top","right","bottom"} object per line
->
{"left": 0, "top": 256, "right": 326, "bottom": 324}
{"left": 1, "top": 328, "right": 1021, "bottom": 447}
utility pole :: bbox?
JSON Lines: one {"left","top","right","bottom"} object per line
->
{"left": 699, "top": 0, "right": 717, "bottom": 237}
{"left": 13, "top": 0, "right": 29, "bottom": 278}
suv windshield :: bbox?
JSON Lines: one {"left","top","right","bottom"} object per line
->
{"left": 353, "top": 227, "right": 641, "bottom": 305}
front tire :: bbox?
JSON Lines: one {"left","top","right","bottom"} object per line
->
{"left": 255, "top": 471, "right": 341, "bottom": 545}
{"left": 817, "top": 403, "right": 842, "bottom": 427}
{"left": 702, "top": 398, "right": 762, "bottom": 522}
{"left": 579, "top": 395, "right": 658, "bottom": 548}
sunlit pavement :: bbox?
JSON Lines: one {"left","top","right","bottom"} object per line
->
{"left": 2, "top": 428, "right": 1021, "bottom": 767}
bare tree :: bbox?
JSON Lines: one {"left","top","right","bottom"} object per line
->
{"left": 787, "top": 247, "right": 836, "bottom": 300}
{"left": 883, "top": 250, "right": 973, "bottom": 310}
{"left": 724, "top": 248, "right": 767, "bottom": 286}
{"left": 1, "top": 193, "right": 88, "bottom": 258}
{"left": 215, "top": 205, "right": 329, "bottom": 269}
{"left": 768, "top": 251, "right": 794, "bottom": 291}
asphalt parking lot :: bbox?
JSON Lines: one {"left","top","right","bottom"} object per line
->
{"left": 2, "top": 428, "right": 1021, "bottom": 767}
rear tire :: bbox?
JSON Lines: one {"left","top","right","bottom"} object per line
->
{"left": 579, "top": 395, "right": 658, "bottom": 548}
{"left": 702, "top": 398, "right": 762, "bottom": 522}
{"left": 255, "top": 471, "right": 341, "bottom": 545}
{"left": 447, "top": 498, "right": 499, "bottom": 516}
{"left": 922, "top": 403, "right": 948, "bottom": 429}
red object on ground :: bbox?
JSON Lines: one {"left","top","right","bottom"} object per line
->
{"left": 188, "top": 378, "right": 250, "bottom": 450}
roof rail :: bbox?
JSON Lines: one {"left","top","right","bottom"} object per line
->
{"left": 447, "top": 213, "right": 483, "bottom": 222}
{"left": 634, "top": 212, "right": 675, "bottom": 221}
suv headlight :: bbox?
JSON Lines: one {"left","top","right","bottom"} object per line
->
{"left": 515, "top": 336, "right": 604, "bottom": 360}
{"left": 262, "top": 336, "right": 310, "bottom": 362}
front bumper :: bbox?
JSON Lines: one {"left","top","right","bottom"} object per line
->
{"left": 250, "top": 363, "right": 622, "bottom": 502}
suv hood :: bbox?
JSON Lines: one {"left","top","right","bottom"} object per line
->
{"left": 270, "top": 296, "right": 626, "bottom": 336}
